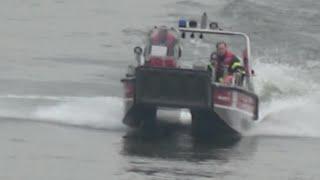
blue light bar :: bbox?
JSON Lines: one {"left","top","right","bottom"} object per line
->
{"left": 178, "top": 18, "right": 187, "bottom": 28}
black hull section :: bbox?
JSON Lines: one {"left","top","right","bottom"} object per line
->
{"left": 191, "top": 109, "right": 240, "bottom": 139}
{"left": 121, "top": 66, "right": 258, "bottom": 138}
{"left": 123, "top": 104, "right": 157, "bottom": 130}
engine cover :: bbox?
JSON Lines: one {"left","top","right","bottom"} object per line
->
{"left": 135, "top": 67, "right": 212, "bottom": 109}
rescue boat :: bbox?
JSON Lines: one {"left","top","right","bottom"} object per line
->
{"left": 121, "top": 13, "right": 259, "bottom": 138}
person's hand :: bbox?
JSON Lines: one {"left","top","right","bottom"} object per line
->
{"left": 234, "top": 66, "right": 245, "bottom": 74}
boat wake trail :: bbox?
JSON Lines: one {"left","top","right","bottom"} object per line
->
{"left": 248, "top": 55, "right": 320, "bottom": 138}
{"left": 0, "top": 95, "right": 126, "bottom": 131}
{"left": 0, "top": 54, "right": 318, "bottom": 137}
{"left": 186, "top": 39, "right": 320, "bottom": 138}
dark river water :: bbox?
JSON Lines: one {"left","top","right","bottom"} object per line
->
{"left": 1, "top": 0, "right": 320, "bottom": 179}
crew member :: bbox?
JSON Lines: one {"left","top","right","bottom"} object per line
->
{"left": 209, "top": 41, "right": 245, "bottom": 84}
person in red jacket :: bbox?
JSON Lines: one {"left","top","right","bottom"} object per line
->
{"left": 209, "top": 41, "right": 245, "bottom": 84}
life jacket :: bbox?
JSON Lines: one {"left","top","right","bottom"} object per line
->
{"left": 216, "top": 50, "right": 236, "bottom": 73}
{"left": 221, "top": 50, "right": 236, "bottom": 66}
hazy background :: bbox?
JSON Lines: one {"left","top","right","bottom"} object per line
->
{"left": 0, "top": 0, "right": 320, "bottom": 179}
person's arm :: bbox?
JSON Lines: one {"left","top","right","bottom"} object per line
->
{"left": 229, "top": 56, "right": 244, "bottom": 73}
{"left": 207, "top": 64, "right": 213, "bottom": 72}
